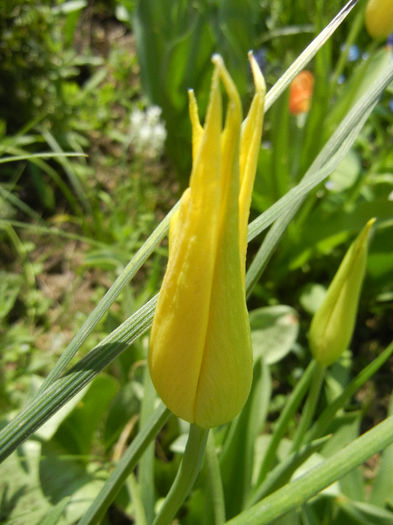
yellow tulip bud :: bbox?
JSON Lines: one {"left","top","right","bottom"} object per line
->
{"left": 149, "top": 53, "right": 265, "bottom": 428}
{"left": 365, "top": 0, "right": 393, "bottom": 39}
{"left": 309, "top": 219, "right": 375, "bottom": 367}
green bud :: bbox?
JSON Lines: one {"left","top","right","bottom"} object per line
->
{"left": 309, "top": 219, "right": 375, "bottom": 366}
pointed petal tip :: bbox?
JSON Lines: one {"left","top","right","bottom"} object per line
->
{"left": 366, "top": 217, "right": 376, "bottom": 229}
{"left": 358, "top": 217, "right": 376, "bottom": 246}
{"left": 211, "top": 53, "right": 224, "bottom": 67}
{"left": 248, "top": 51, "right": 266, "bottom": 95}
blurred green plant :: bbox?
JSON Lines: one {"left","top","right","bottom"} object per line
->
{"left": 127, "top": 0, "right": 264, "bottom": 182}
{"left": 1, "top": 1, "right": 393, "bottom": 525}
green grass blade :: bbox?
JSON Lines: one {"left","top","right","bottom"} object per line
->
{"left": 78, "top": 404, "right": 170, "bottom": 525}
{"left": 264, "top": 0, "right": 358, "bottom": 112}
{"left": 40, "top": 129, "right": 91, "bottom": 213}
{"left": 0, "top": 185, "right": 43, "bottom": 221}
{"left": 246, "top": 59, "right": 393, "bottom": 294}
{"left": 0, "top": 219, "right": 105, "bottom": 247}
{"left": 248, "top": 57, "right": 393, "bottom": 245}
{"left": 307, "top": 339, "right": 393, "bottom": 442}
{"left": 226, "top": 414, "right": 393, "bottom": 525}
{"left": 0, "top": 152, "right": 85, "bottom": 163}
{"left": 37, "top": 202, "right": 178, "bottom": 394}
{"left": 0, "top": 294, "right": 158, "bottom": 461}
{"left": 248, "top": 436, "right": 330, "bottom": 506}
{"left": 252, "top": 361, "right": 315, "bottom": 489}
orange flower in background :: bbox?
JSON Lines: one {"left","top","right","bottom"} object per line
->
{"left": 289, "top": 70, "right": 314, "bottom": 115}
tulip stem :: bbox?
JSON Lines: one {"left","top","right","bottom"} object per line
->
{"left": 205, "top": 432, "right": 226, "bottom": 524}
{"left": 291, "top": 361, "right": 325, "bottom": 452}
{"left": 153, "top": 424, "right": 209, "bottom": 525}
{"left": 253, "top": 360, "right": 316, "bottom": 489}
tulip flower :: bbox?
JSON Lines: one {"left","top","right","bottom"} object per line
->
{"left": 289, "top": 71, "right": 314, "bottom": 115}
{"left": 308, "top": 219, "right": 375, "bottom": 367}
{"left": 149, "top": 53, "right": 265, "bottom": 428}
{"left": 365, "top": 0, "right": 393, "bottom": 39}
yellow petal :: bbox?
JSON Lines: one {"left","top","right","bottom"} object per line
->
{"left": 149, "top": 55, "right": 265, "bottom": 427}
{"left": 149, "top": 65, "right": 223, "bottom": 422}
{"left": 239, "top": 52, "right": 266, "bottom": 272}
{"left": 188, "top": 89, "right": 204, "bottom": 163}
{"left": 193, "top": 56, "right": 252, "bottom": 428}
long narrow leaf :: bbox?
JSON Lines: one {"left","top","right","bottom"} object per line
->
{"left": 226, "top": 414, "right": 393, "bottom": 525}
{"left": 264, "top": 0, "right": 358, "bottom": 112}
{"left": 37, "top": 203, "right": 178, "bottom": 394}
{"left": 0, "top": 152, "right": 85, "bottom": 164}
{"left": 0, "top": 295, "right": 158, "bottom": 461}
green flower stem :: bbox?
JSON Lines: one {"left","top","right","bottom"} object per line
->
{"left": 291, "top": 361, "right": 325, "bottom": 452}
{"left": 206, "top": 433, "right": 226, "bottom": 524}
{"left": 307, "top": 339, "right": 393, "bottom": 441}
{"left": 153, "top": 424, "right": 209, "bottom": 525}
{"left": 227, "top": 414, "right": 393, "bottom": 525}
{"left": 139, "top": 370, "right": 157, "bottom": 525}
{"left": 248, "top": 436, "right": 330, "bottom": 507}
{"left": 129, "top": 473, "right": 148, "bottom": 525}
{"left": 253, "top": 361, "right": 315, "bottom": 488}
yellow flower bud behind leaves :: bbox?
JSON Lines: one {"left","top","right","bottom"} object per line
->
{"left": 149, "top": 54, "right": 265, "bottom": 428}
{"left": 365, "top": 0, "right": 393, "bottom": 39}
{"left": 309, "top": 219, "right": 375, "bottom": 367}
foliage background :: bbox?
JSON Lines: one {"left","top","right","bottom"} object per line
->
{"left": 1, "top": 0, "right": 393, "bottom": 523}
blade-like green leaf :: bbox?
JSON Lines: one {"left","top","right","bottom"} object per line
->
{"left": 0, "top": 152, "right": 85, "bottom": 164}
{"left": 37, "top": 202, "right": 178, "bottom": 394}
{"left": 226, "top": 413, "right": 393, "bottom": 525}
{"left": 308, "top": 339, "right": 393, "bottom": 441}
{"left": 264, "top": 0, "right": 358, "bottom": 112}
{"left": 246, "top": 59, "right": 393, "bottom": 293}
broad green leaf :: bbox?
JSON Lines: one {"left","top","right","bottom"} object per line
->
{"left": 39, "top": 441, "right": 107, "bottom": 524}
{"left": 48, "top": 375, "right": 118, "bottom": 457}
{"left": 38, "top": 497, "right": 70, "bottom": 525}
{"left": 299, "top": 283, "right": 326, "bottom": 315}
{"left": 0, "top": 441, "right": 53, "bottom": 525}
{"left": 250, "top": 305, "right": 299, "bottom": 364}
{"left": 327, "top": 149, "right": 361, "bottom": 193}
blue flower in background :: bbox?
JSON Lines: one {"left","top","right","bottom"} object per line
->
{"left": 253, "top": 48, "right": 267, "bottom": 72}
{"left": 387, "top": 32, "right": 393, "bottom": 47}
{"left": 341, "top": 44, "right": 360, "bottom": 62}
